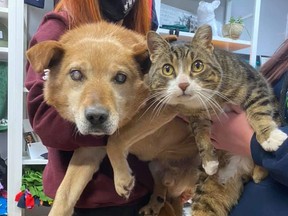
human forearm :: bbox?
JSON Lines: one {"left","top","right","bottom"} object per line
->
{"left": 251, "top": 126, "right": 288, "bottom": 186}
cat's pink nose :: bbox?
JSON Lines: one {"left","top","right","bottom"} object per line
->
{"left": 178, "top": 82, "right": 190, "bottom": 91}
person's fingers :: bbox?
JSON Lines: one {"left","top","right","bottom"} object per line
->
{"left": 228, "top": 104, "right": 243, "bottom": 114}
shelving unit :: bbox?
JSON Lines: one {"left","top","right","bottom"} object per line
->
{"left": 22, "top": 119, "right": 48, "bottom": 165}
{"left": 158, "top": 28, "right": 251, "bottom": 51}
{"left": 7, "top": 1, "right": 25, "bottom": 216}
{"left": 155, "top": 0, "right": 261, "bottom": 67}
{"left": 0, "top": 7, "right": 8, "bottom": 60}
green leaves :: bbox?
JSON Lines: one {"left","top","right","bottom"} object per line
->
{"left": 229, "top": 16, "right": 243, "bottom": 25}
{"left": 21, "top": 167, "right": 53, "bottom": 203}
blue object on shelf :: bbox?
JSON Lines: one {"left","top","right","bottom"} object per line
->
{"left": 24, "top": 0, "right": 45, "bottom": 8}
{"left": 0, "top": 196, "right": 7, "bottom": 215}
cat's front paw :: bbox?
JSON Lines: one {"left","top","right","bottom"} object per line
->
{"left": 203, "top": 160, "right": 219, "bottom": 175}
{"left": 139, "top": 200, "right": 164, "bottom": 216}
{"left": 114, "top": 173, "right": 135, "bottom": 199}
{"left": 261, "top": 128, "right": 287, "bottom": 151}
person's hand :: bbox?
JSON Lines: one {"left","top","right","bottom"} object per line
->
{"left": 210, "top": 105, "right": 254, "bottom": 157}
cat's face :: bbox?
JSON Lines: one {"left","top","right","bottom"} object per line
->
{"left": 147, "top": 25, "right": 222, "bottom": 109}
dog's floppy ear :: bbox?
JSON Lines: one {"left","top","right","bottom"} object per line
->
{"left": 133, "top": 43, "right": 151, "bottom": 75}
{"left": 26, "top": 40, "right": 64, "bottom": 73}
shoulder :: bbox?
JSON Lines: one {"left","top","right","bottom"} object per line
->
{"left": 29, "top": 11, "right": 69, "bottom": 46}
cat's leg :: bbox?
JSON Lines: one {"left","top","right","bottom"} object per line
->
{"left": 190, "top": 117, "right": 219, "bottom": 175}
{"left": 139, "top": 161, "right": 168, "bottom": 216}
{"left": 169, "top": 197, "right": 184, "bottom": 216}
{"left": 245, "top": 101, "right": 287, "bottom": 151}
{"left": 191, "top": 176, "right": 242, "bottom": 216}
{"left": 191, "top": 169, "right": 244, "bottom": 216}
{"left": 252, "top": 165, "right": 269, "bottom": 183}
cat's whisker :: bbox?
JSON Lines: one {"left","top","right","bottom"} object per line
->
{"left": 201, "top": 91, "right": 225, "bottom": 113}
{"left": 150, "top": 94, "right": 168, "bottom": 119}
{"left": 202, "top": 93, "right": 229, "bottom": 119}
{"left": 139, "top": 95, "right": 165, "bottom": 120}
{"left": 195, "top": 94, "right": 211, "bottom": 119}
{"left": 196, "top": 91, "right": 219, "bottom": 118}
{"left": 139, "top": 90, "right": 170, "bottom": 119}
{"left": 196, "top": 91, "right": 224, "bottom": 122}
{"left": 152, "top": 93, "right": 172, "bottom": 119}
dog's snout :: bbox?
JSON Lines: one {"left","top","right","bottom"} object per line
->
{"left": 85, "top": 106, "right": 109, "bottom": 126}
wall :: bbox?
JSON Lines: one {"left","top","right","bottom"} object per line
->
{"left": 258, "top": 0, "right": 287, "bottom": 56}
{"left": 232, "top": 0, "right": 288, "bottom": 56}
{"left": 161, "top": 0, "right": 288, "bottom": 56}
{"left": 26, "top": 0, "right": 54, "bottom": 42}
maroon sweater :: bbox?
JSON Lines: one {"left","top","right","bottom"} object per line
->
{"left": 25, "top": 11, "right": 153, "bottom": 208}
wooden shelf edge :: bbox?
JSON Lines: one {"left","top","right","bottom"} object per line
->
{"left": 157, "top": 28, "right": 251, "bottom": 52}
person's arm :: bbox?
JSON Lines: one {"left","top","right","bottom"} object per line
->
{"left": 25, "top": 12, "right": 107, "bottom": 151}
{"left": 211, "top": 107, "right": 288, "bottom": 186}
{"left": 250, "top": 127, "right": 288, "bottom": 186}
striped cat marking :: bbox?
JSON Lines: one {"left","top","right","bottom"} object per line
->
{"left": 146, "top": 25, "right": 287, "bottom": 215}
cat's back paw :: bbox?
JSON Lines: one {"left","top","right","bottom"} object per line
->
{"left": 203, "top": 160, "right": 219, "bottom": 175}
{"left": 261, "top": 128, "right": 287, "bottom": 151}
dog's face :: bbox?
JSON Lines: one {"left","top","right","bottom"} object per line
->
{"left": 26, "top": 22, "right": 150, "bottom": 136}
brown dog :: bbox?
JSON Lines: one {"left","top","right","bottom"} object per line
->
{"left": 26, "top": 22, "right": 199, "bottom": 216}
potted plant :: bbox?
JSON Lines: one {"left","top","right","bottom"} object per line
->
{"left": 222, "top": 16, "right": 244, "bottom": 40}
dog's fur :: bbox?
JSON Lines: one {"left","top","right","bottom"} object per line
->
{"left": 26, "top": 22, "right": 200, "bottom": 216}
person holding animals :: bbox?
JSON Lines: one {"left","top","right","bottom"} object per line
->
{"left": 211, "top": 39, "right": 288, "bottom": 215}
{"left": 25, "top": 0, "right": 168, "bottom": 215}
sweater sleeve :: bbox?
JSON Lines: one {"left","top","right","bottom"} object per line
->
{"left": 251, "top": 127, "right": 288, "bottom": 187}
{"left": 25, "top": 12, "right": 107, "bottom": 151}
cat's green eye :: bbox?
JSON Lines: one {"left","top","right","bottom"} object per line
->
{"left": 192, "top": 60, "right": 204, "bottom": 73}
{"left": 162, "top": 64, "right": 174, "bottom": 76}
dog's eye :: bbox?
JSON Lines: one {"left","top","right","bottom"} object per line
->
{"left": 114, "top": 72, "right": 127, "bottom": 84}
{"left": 70, "top": 70, "right": 83, "bottom": 81}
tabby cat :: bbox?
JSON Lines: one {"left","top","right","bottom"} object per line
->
{"left": 146, "top": 25, "right": 287, "bottom": 215}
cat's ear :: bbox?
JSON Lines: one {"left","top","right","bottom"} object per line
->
{"left": 192, "top": 25, "right": 214, "bottom": 52}
{"left": 147, "top": 31, "right": 170, "bottom": 63}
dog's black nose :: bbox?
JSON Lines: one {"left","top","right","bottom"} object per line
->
{"left": 85, "top": 106, "right": 109, "bottom": 126}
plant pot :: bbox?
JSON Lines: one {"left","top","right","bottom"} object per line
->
{"left": 222, "top": 23, "right": 244, "bottom": 40}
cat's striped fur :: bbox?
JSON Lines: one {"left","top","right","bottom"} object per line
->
{"left": 146, "top": 25, "right": 287, "bottom": 215}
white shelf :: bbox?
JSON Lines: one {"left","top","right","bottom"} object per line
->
{"left": 22, "top": 154, "right": 47, "bottom": 165}
{"left": 0, "top": 7, "right": 8, "bottom": 19}
{"left": 157, "top": 28, "right": 251, "bottom": 52}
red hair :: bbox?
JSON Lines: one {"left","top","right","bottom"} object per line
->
{"left": 54, "top": 0, "right": 152, "bottom": 35}
{"left": 260, "top": 38, "right": 288, "bottom": 84}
